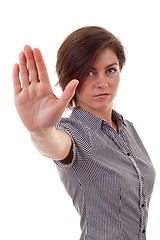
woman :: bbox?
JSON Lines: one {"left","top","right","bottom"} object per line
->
{"left": 12, "top": 26, "right": 155, "bottom": 239}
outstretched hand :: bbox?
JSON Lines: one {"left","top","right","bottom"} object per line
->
{"left": 12, "top": 45, "right": 79, "bottom": 132}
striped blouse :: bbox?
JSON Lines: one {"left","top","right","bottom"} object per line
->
{"left": 53, "top": 107, "right": 155, "bottom": 240}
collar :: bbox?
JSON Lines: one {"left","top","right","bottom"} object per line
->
{"left": 70, "top": 107, "right": 126, "bottom": 132}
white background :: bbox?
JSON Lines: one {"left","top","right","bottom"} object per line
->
{"left": 0, "top": 0, "right": 159, "bottom": 239}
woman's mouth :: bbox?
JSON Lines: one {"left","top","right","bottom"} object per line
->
{"left": 94, "top": 93, "right": 110, "bottom": 99}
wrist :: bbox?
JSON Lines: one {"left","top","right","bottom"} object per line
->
{"left": 30, "top": 127, "right": 54, "bottom": 139}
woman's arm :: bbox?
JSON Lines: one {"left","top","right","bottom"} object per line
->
{"left": 30, "top": 128, "right": 72, "bottom": 160}
{"left": 12, "top": 45, "right": 78, "bottom": 160}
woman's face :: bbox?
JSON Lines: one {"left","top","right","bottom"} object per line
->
{"left": 76, "top": 48, "right": 120, "bottom": 118}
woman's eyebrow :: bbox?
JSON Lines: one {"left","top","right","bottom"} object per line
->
{"left": 104, "top": 63, "right": 118, "bottom": 69}
{"left": 90, "top": 63, "right": 118, "bottom": 70}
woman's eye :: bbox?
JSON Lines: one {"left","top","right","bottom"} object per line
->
{"left": 88, "top": 71, "right": 94, "bottom": 77}
{"left": 106, "top": 68, "right": 116, "bottom": 74}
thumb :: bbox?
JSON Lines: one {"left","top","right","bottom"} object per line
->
{"left": 58, "top": 79, "right": 79, "bottom": 108}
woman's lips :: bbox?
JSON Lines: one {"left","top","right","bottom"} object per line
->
{"left": 94, "top": 93, "right": 110, "bottom": 99}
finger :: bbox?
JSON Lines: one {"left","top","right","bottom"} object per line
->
{"left": 24, "top": 45, "right": 39, "bottom": 83}
{"left": 33, "top": 48, "right": 49, "bottom": 83}
{"left": 12, "top": 63, "right": 22, "bottom": 95}
{"left": 59, "top": 80, "right": 79, "bottom": 108}
{"left": 19, "top": 51, "right": 30, "bottom": 88}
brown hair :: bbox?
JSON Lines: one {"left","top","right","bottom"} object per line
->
{"left": 56, "top": 26, "right": 126, "bottom": 109}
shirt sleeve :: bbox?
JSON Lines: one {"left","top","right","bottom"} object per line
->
{"left": 52, "top": 117, "right": 92, "bottom": 169}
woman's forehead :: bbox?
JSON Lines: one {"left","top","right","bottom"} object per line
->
{"left": 93, "top": 48, "right": 119, "bottom": 67}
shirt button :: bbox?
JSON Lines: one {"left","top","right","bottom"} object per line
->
{"left": 141, "top": 203, "right": 145, "bottom": 208}
{"left": 142, "top": 229, "right": 145, "bottom": 234}
{"left": 127, "top": 153, "right": 130, "bottom": 156}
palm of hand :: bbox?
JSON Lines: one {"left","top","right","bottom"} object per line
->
{"left": 13, "top": 45, "right": 78, "bottom": 132}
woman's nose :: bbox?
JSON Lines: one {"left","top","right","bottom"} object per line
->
{"left": 96, "top": 75, "right": 108, "bottom": 88}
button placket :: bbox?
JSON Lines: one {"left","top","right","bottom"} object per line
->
{"left": 103, "top": 125, "right": 146, "bottom": 240}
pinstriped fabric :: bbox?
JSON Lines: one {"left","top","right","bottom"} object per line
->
{"left": 53, "top": 107, "right": 155, "bottom": 240}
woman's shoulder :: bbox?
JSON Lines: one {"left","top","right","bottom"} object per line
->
{"left": 57, "top": 115, "right": 87, "bottom": 130}
{"left": 56, "top": 115, "right": 92, "bottom": 143}
{"left": 123, "top": 118, "right": 144, "bottom": 143}
{"left": 123, "top": 118, "right": 134, "bottom": 128}
{"left": 54, "top": 114, "right": 92, "bottom": 167}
